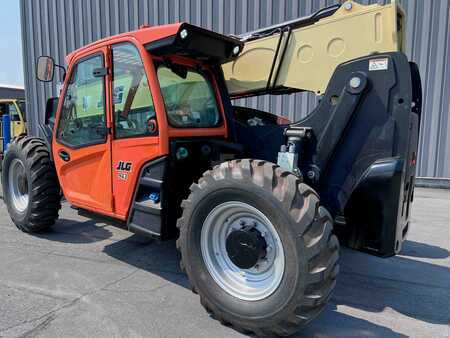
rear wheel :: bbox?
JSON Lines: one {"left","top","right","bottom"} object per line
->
{"left": 177, "top": 159, "right": 339, "bottom": 337}
{"left": 1, "top": 136, "right": 61, "bottom": 232}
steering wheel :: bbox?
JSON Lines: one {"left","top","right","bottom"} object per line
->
{"left": 146, "top": 117, "right": 158, "bottom": 134}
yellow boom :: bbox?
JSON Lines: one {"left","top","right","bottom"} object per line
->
{"left": 222, "top": 0, "right": 405, "bottom": 96}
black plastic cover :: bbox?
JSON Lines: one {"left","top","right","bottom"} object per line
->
{"left": 232, "top": 52, "right": 421, "bottom": 257}
{"left": 293, "top": 53, "right": 421, "bottom": 256}
{"left": 145, "top": 23, "right": 243, "bottom": 64}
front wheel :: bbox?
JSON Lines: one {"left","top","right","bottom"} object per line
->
{"left": 1, "top": 136, "right": 61, "bottom": 232}
{"left": 177, "top": 159, "right": 339, "bottom": 337}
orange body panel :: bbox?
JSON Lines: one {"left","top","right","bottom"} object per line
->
{"left": 111, "top": 137, "right": 160, "bottom": 218}
{"left": 53, "top": 24, "right": 229, "bottom": 221}
{"left": 54, "top": 142, "right": 114, "bottom": 213}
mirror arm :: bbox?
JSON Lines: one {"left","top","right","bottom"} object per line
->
{"left": 55, "top": 64, "right": 66, "bottom": 81}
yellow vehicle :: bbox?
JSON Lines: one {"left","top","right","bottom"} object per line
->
{"left": 0, "top": 99, "right": 27, "bottom": 150}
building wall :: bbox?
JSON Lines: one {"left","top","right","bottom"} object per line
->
{"left": 0, "top": 86, "right": 25, "bottom": 100}
{"left": 20, "top": 0, "right": 450, "bottom": 178}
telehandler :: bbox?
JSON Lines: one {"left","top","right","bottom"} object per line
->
{"left": 2, "top": 1, "right": 421, "bottom": 336}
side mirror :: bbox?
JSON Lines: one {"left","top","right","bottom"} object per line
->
{"left": 45, "top": 97, "right": 59, "bottom": 125}
{"left": 37, "top": 56, "right": 55, "bottom": 82}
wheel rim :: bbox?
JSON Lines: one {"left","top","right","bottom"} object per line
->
{"left": 201, "top": 201, "right": 285, "bottom": 301}
{"left": 8, "top": 159, "right": 29, "bottom": 213}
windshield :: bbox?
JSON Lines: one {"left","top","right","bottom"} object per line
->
{"left": 156, "top": 65, "right": 221, "bottom": 128}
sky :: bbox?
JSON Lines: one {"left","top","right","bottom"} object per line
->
{"left": 0, "top": 0, "right": 24, "bottom": 87}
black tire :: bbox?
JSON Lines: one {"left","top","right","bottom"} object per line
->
{"left": 1, "top": 136, "right": 61, "bottom": 232}
{"left": 177, "top": 159, "right": 339, "bottom": 337}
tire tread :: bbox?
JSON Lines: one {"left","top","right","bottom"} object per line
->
{"left": 2, "top": 136, "right": 61, "bottom": 232}
{"left": 176, "top": 159, "right": 339, "bottom": 337}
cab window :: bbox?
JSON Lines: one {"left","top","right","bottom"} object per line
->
{"left": 0, "top": 102, "right": 21, "bottom": 122}
{"left": 8, "top": 103, "right": 20, "bottom": 122}
{"left": 156, "top": 65, "right": 221, "bottom": 128}
{"left": 57, "top": 54, "right": 107, "bottom": 148}
{"left": 112, "top": 43, "right": 156, "bottom": 139}
{"left": 17, "top": 101, "right": 26, "bottom": 122}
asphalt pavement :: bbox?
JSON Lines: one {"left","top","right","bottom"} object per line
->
{"left": 0, "top": 187, "right": 449, "bottom": 338}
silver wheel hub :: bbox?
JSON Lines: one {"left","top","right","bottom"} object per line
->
{"left": 201, "top": 201, "right": 285, "bottom": 301}
{"left": 8, "top": 159, "right": 29, "bottom": 213}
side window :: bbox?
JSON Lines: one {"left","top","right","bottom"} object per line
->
{"left": 112, "top": 43, "right": 156, "bottom": 139}
{"left": 0, "top": 103, "right": 21, "bottom": 121}
{"left": 57, "top": 54, "right": 107, "bottom": 147}
{"left": 18, "top": 101, "right": 27, "bottom": 122}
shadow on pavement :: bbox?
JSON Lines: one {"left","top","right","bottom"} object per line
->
{"left": 30, "top": 215, "right": 450, "bottom": 336}
{"left": 400, "top": 240, "right": 449, "bottom": 259}
{"left": 334, "top": 245, "right": 450, "bottom": 326}
{"left": 102, "top": 235, "right": 409, "bottom": 338}
{"left": 103, "top": 236, "right": 189, "bottom": 287}
{"left": 34, "top": 218, "right": 115, "bottom": 244}
{"left": 296, "top": 307, "right": 408, "bottom": 338}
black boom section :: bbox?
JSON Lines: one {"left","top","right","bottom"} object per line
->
{"left": 145, "top": 23, "right": 243, "bottom": 64}
{"left": 289, "top": 52, "right": 421, "bottom": 256}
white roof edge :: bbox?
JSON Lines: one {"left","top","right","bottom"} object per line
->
{"left": 0, "top": 84, "right": 25, "bottom": 90}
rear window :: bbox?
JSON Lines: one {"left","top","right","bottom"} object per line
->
{"left": 156, "top": 65, "right": 221, "bottom": 128}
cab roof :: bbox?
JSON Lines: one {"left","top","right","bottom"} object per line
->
{"left": 66, "top": 23, "right": 242, "bottom": 65}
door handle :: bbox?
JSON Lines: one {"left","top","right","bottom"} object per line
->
{"left": 58, "top": 150, "right": 70, "bottom": 162}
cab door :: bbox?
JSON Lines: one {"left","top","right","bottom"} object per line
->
{"left": 109, "top": 42, "right": 162, "bottom": 218}
{"left": 53, "top": 47, "right": 114, "bottom": 215}
{"left": 9, "top": 101, "right": 26, "bottom": 136}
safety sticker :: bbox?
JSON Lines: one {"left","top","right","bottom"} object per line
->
{"left": 118, "top": 172, "right": 128, "bottom": 181}
{"left": 116, "top": 161, "right": 132, "bottom": 181}
{"left": 369, "top": 58, "right": 389, "bottom": 71}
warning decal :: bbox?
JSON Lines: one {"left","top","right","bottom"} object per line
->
{"left": 369, "top": 58, "right": 389, "bottom": 71}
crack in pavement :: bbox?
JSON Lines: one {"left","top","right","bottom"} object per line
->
{"left": 0, "top": 266, "right": 184, "bottom": 337}
{"left": 19, "top": 314, "right": 56, "bottom": 338}
{"left": 0, "top": 269, "right": 141, "bottom": 336}
{"left": 101, "top": 274, "right": 188, "bottom": 294}
{"left": 0, "top": 294, "right": 82, "bottom": 336}
{"left": 0, "top": 281, "right": 75, "bottom": 302}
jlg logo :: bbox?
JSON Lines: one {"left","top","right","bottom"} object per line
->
{"left": 116, "top": 161, "right": 132, "bottom": 172}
